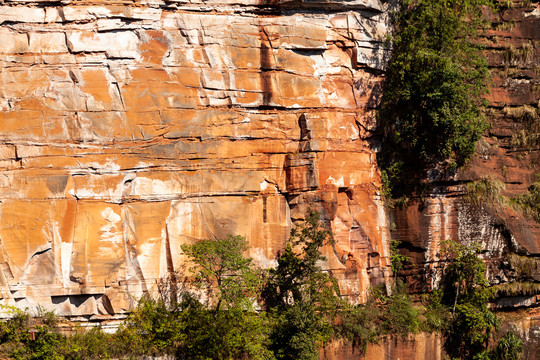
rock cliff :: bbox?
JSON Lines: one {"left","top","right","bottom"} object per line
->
{"left": 393, "top": 0, "right": 540, "bottom": 309}
{"left": 0, "top": 0, "right": 538, "bottom": 323}
{"left": 0, "top": 0, "right": 394, "bottom": 318}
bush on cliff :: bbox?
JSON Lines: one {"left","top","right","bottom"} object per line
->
{"left": 263, "top": 210, "right": 341, "bottom": 360}
{"left": 379, "top": 0, "right": 491, "bottom": 197}
{"left": 1, "top": 217, "right": 524, "bottom": 360}
{"left": 440, "top": 240, "right": 501, "bottom": 360}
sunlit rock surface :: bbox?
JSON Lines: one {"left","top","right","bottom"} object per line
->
{"left": 1, "top": 0, "right": 538, "bottom": 328}
{"left": 0, "top": 0, "right": 394, "bottom": 317}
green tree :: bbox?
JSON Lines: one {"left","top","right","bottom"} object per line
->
{"left": 336, "top": 303, "right": 379, "bottom": 354}
{"left": 181, "top": 235, "right": 262, "bottom": 313}
{"left": 379, "top": 284, "right": 419, "bottom": 337}
{"left": 379, "top": 0, "right": 491, "bottom": 197}
{"left": 263, "top": 210, "right": 341, "bottom": 360}
{"left": 270, "top": 302, "right": 332, "bottom": 360}
{"left": 264, "top": 210, "right": 337, "bottom": 310}
{"left": 180, "top": 235, "right": 272, "bottom": 360}
{"left": 118, "top": 296, "right": 183, "bottom": 356}
{"left": 337, "top": 283, "right": 420, "bottom": 354}
{"left": 440, "top": 240, "right": 501, "bottom": 360}
{"left": 176, "top": 299, "right": 273, "bottom": 360}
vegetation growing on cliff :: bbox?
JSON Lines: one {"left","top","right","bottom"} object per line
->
{"left": 0, "top": 218, "right": 524, "bottom": 360}
{"left": 512, "top": 175, "right": 540, "bottom": 222}
{"left": 390, "top": 240, "right": 411, "bottom": 273}
{"left": 505, "top": 104, "right": 540, "bottom": 152}
{"left": 439, "top": 240, "right": 500, "bottom": 359}
{"left": 0, "top": 212, "right": 422, "bottom": 359}
{"left": 378, "top": 0, "right": 491, "bottom": 198}
{"left": 463, "top": 173, "right": 540, "bottom": 223}
{"left": 263, "top": 211, "right": 339, "bottom": 360}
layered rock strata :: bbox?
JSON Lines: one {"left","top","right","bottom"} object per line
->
{"left": 393, "top": 1, "right": 540, "bottom": 308}
{"left": 0, "top": 0, "right": 393, "bottom": 317}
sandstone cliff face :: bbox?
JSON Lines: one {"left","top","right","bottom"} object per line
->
{"left": 0, "top": 0, "right": 394, "bottom": 317}
{"left": 0, "top": 0, "right": 538, "bottom": 324}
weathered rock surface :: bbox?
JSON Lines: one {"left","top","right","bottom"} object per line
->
{"left": 0, "top": 0, "right": 394, "bottom": 317}
{"left": 393, "top": 1, "right": 540, "bottom": 307}
{"left": 0, "top": 0, "right": 538, "bottom": 338}
{"left": 323, "top": 333, "right": 445, "bottom": 360}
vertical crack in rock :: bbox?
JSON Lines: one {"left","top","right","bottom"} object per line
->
{"left": 297, "top": 113, "right": 311, "bottom": 152}
{"left": 259, "top": 24, "right": 274, "bottom": 107}
{"left": 122, "top": 204, "right": 148, "bottom": 294}
{"left": 164, "top": 224, "right": 178, "bottom": 301}
{"left": 0, "top": 235, "right": 14, "bottom": 300}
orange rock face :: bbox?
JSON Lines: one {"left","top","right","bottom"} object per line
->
{"left": 323, "top": 333, "right": 445, "bottom": 360}
{"left": 0, "top": 0, "right": 393, "bottom": 317}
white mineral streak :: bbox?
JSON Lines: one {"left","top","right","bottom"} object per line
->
{"left": 423, "top": 197, "right": 452, "bottom": 289}
{"left": 60, "top": 241, "right": 73, "bottom": 287}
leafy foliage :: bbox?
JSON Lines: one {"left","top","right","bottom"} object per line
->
{"left": 492, "top": 330, "right": 524, "bottom": 360}
{"left": 336, "top": 304, "right": 379, "bottom": 353}
{"left": 372, "top": 283, "right": 420, "bottom": 337}
{"left": 177, "top": 302, "right": 273, "bottom": 360}
{"left": 181, "top": 235, "right": 262, "bottom": 312}
{"left": 418, "top": 289, "right": 451, "bottom": 333}
{"left": 178, "top": 235, "right": 272, "bottom": 360}
{"left": 440, "top": 240, "right": 490, "bottom": 306}
{"left": 0, "top": 219, "right": 525, "bottom": 360}
{"left": 270, "top": 302, "right": 333, "bottom": 360}
{"left": 390, "top": 240, "right": 411, "bottom": 274}
{"left": 263, "top": 210, "right": 337, "bottom": 310}
{"left": 336, "top": 282, "right": 419, "bottom": 355}
{"left": 440, "top": 240, "right": 502, "bottom": 360}
{"left": 263, "top": 210, "right": 340, "bottom": 360}
{"left": 378, "top": 0, "right": 491, "bottom": 197}
{"left": 0, "top": 307, "right": 128, "bottom": 360}
{"left": 118, "top": 295, "right": 182, "bottom": 356}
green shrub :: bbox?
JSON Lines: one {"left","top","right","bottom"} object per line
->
{"left": 511, "top": 176, "right": 540, "bottom": 222}
{"left": 336, "top": 304, "right": 379, "bottom": 354}
{"left": 439, "top": 240, "right": 506, "bottom": 360}
{"left": 465, "top": 176, "right": 506, "bottom": 207}
{"left": 270, "top": 303, "right": 332, "bottom": 360}
{"left": 264, "top": 210, "right": 339, "bottom": 360}
{"left": 119, "top": 296, "right": 182, "bottom": 356}
{"left": 64, "top": 326, "right": 125, "bottom": 360}
{"left": 492, "top": 331, "right": 524, "bottom": 360}
{"left": 419, "top": 289, "right": 451, "bottom": 333}
{"left": 0, "top": 310, "right": 30, "bottom": 345}
{"left": 390, "top": 240, "right": 411, "bottom": 274}
{"left": 373, "top": 283, "right": 419, "bottom": 337}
